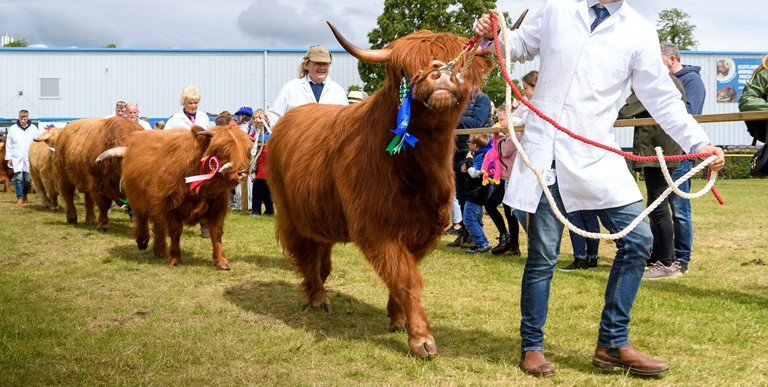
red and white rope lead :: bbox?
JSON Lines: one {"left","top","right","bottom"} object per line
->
{"left": 491, "top": 10, "right": 719, "bottom": 240}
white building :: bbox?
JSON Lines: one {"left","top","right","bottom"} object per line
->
{"left": 0, "top": 46, "right": 763, "bottom": 146}
{"left": 0, "top": 47, "right": 364, "bottom": 125}
{"left": 0, "top": 34, "right": 15, "bottom": 46}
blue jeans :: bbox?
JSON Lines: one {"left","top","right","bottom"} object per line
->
{"left": 451, "top": 195, "right": 462, "bottom": 224}
{"left": 13, "top": 171, "right": 31, "bottom": 199}
{"left": 669, "top": 160, "right": 693, "bottom": 264}
{"left": 566, "top": 210, "right": 600, "bottom": 260}
{"left": 514, "top": 182, "right": 652, "bottom": 351}
{"left": 464, "top": 201, "right": 489, "bottom": 247}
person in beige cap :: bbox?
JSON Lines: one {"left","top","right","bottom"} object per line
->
{"left": 257, "top": 45, "right": 348, "bottom": 127}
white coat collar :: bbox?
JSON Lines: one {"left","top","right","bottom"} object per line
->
{"left": 580, "top": 0, "right": 625, "bottom": 33}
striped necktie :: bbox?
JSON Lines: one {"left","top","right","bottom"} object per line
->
{"left": 591, "top": 5, "right": 610, "bottom": 32}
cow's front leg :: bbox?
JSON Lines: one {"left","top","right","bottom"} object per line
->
{"left": 166, "top": 218, "right": 183, "bottom": 266}
{"left": 364, "top": 241, "right": 436, "bottom": 359}
{"left": 84, "top": 192, "right": 96, "bottom": 224}
{"left": 95, "top": 195, "right": 112, "bottom": 231}
{"left": 207, "top": 216, "right": 230, "bottom": 270}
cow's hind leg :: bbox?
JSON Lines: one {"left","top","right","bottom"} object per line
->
{"left": 365, "top": 242, "right": 436, "bottom": 359}
{"left": 133, "top": 212, "right": 150, "bottom": 250}
{"left": 281, "top": 229, "right": 333, "bottom": 311}
{"left": 60, "top": 180, "right": 77, "bottom": 224}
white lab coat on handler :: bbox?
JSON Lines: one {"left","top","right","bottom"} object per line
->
{"left": 502, "top": 0, "right": 710, "bottom": 213}
{"left": 4, "top": 123, "right": 41, "bottom": 173}
{"left": 164, "top": 110, "right": 210, "bottom": 130}
{"left": 265, "top": 75, "right": 348, "bottom": 125}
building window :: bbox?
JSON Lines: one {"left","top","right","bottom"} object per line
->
{"left": 40, "top": 78, "right": 60, "bottom": 98}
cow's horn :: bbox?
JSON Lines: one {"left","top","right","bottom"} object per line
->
{"left": 35, "top": 131, "right": 53, "bottom": 142}
{"left": 327, "top": 21, "right": 391, "bottom": 63}
{"left": 96, "top": 146, "right": 127, "bottom": 163}
{"left": 511, "top": 9, "right": 529, "bottom": 30}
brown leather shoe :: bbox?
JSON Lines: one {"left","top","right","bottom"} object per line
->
{"left": 593, "top": 345, "right": 669, "bottom": 376}
{"left": 518, "top": 350, "right": 555, "bottom": 377}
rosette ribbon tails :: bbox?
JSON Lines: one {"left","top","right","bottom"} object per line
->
{"left": 385, "top": 77, "right": 419, "bottom": 154}
{"left": 186, "top": 155, "right": 221, "bottom": 193}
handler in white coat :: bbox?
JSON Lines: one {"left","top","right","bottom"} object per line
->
{"left": 165, "top": 86, "right": 211, "bottom": 130}
{"left": 4, "top": 109, "right": 41, "bottom": 205}
{"left": 475, "top": 0, "right": 725, "bottom": 377}
{"left": 258, "top": 45, "right": 348, "bottom": 127}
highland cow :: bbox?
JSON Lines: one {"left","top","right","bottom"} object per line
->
{"left": 266, "top": 23, "right": 499, "bottom": 358}
{"left": 97, "top": 126, "right": 253, "bottom": 269}
{"left": 30, "top": 128, "right": 63, "bottom": 210}
{"left": 0, "top": 138, "right": 11, "bottom": 192}
{"left": 38, "top": 117, "right": 143, "bottom": 230}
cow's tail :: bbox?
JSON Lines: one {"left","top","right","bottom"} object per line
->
{"left": 96, "top": 146, "right": 127, "bottom": 163}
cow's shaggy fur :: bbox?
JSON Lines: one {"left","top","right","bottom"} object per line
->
{"left": 119, "top": 126, "right": 253, "bottom": 269}
{"left": 267, "top": 26, "right": 492, "bottom": 358}
{"left": 0, "top": 139, "right": 11, "bottom": 192}
{"left": 30, "top": 128, "right": 63, "bottom": 209}
{"left": 48, "top": 117, "right": 143, "bottom": 230}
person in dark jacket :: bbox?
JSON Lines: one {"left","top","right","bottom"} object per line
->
{"left": 660, "top": 42, "right": 706, "bottom": 273}
{"left": 460, "top": 133, "right": 493, "bottom": 253}
{"left": 619, "top": 74, "right": 687, "bottom": 279}
{"left": 448, "top": 87, "right": 493, "bottom": 247}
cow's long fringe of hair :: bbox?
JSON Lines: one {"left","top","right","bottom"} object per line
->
{"left": 123, "top": 129, "right": 206, "bottom": 210}
{"left": 123, "top": 126, "right": 252, "bottom": 212}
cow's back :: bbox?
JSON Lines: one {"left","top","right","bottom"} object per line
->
{"left": 56, "top": 118, "right": 105, "bottom": 191}
{"left": 122, "top": 129, "right": 201, "bottom": 213}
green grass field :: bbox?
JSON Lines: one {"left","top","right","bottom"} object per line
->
{"left": 1, "top": 179, "right": 767, "bottom": 386}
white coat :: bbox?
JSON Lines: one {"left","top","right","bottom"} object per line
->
{"left": 503, "top": 0, "right": 710, "bottom": 213}
{"left": 4, "top": 123, "right": 41, "bottom": 173}
{"left": 136, "top": 118, "right": 152, "bottom": 130}
{"left": 164, "top": 110, "right": 210, "bottom": 130}
{"left": 266, "top": 75, "right": 348, "bottom": 125}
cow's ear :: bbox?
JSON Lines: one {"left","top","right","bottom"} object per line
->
{"left": 194, "top": 128, "right": 214, "bottom": 151}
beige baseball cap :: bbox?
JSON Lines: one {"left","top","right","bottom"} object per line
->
{"left": 304, "top": 45, "right": 332, "bottom": 63}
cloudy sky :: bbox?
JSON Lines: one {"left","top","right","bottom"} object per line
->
{"left": 0, "top": 0, "right": 765, "bottom": 52}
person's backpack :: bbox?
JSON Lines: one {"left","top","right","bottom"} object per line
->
{"left": 745, "top": 120, "right": 767, "bottom": 145}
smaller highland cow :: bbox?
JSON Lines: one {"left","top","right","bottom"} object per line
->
{"left": 98, "top": 126, "right": 253, "bottom": 269}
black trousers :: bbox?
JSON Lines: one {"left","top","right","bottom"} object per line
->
{"left": 251, "top": 178, "right": 274, "bottom": 215}
{"left": 643, "top": 167, "right": 675, "bottom": 265}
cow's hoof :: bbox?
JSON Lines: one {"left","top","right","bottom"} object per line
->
{"left": 215, "top": 262, "right": 231, "bottom": 271}
{"left": 97, "top": 225, "right": 109, "bottom": 232}
{"left": 389, "top": 323, "right": 406, "bottom": 333}
{"left": 410, "top": 340, "right": 438, "bottom": 360}
{"left": 167, "top": 257, "right": 181, "bottom": 266}
{"left": 137, "top": 237, "right": 149, "bottom": 250}
{"left": 308, "top": 302, "right": 331, "bottom": 312}
{"left": 66, "top": 218, "right": 76, "bottom": 224}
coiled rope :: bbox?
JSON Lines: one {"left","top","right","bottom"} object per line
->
{"left": 464, "top": 10, "right": 722, "bottom": 240}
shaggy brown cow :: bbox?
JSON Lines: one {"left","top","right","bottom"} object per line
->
{"left": 39, "top": 117, "right": 143, "bottom": 230}
{"left": 0, "top": 138, "right": 11, "bottom": 192}
{"left": 267, "top": 24, "right": 496, "bottom": 358}
{"left": 30, "top": 128, "right": 62, "bottom": 209}
{"left": 98, "top": 126, "right": 253, "bottom": 269}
